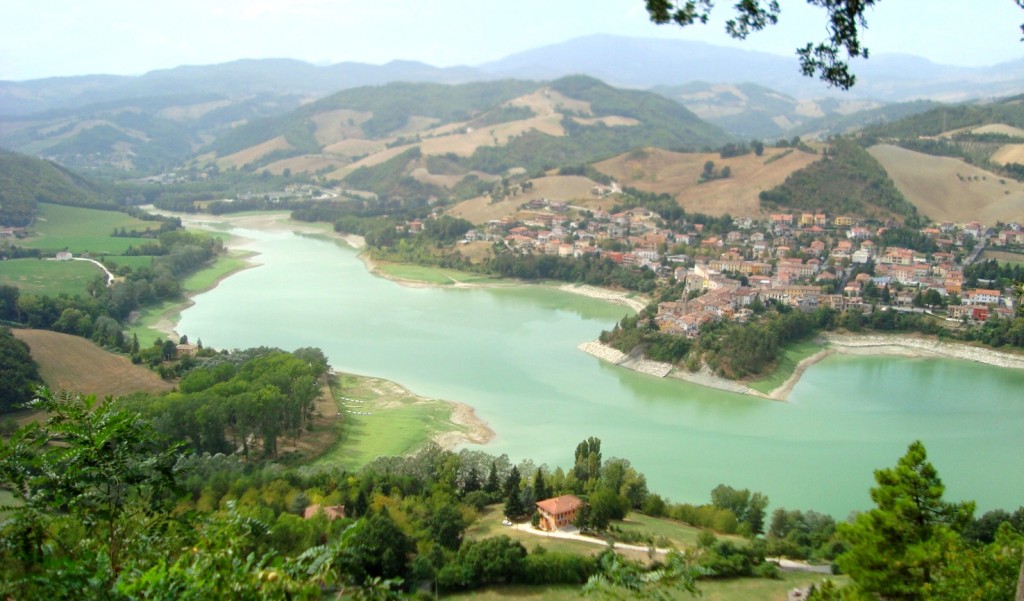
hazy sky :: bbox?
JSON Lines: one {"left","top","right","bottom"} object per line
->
{"left": 2, "top": 0, "right": 1023, "bottom": 81}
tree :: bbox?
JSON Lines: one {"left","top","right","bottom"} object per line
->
{"left": 710, "top": 484, "right": 768, "bottom": 535}
{"left": 0, "top": 327, "right": 40, "bottom": 413}
{"left": 837, "top": 440, "right": 974, "bottom": 600}
{"left": 582, "top": 548, "right": 701, "bottom": 600}
{"left": 573, "top": 437, "right": 602, "bottom": 484}
{"left": 702, "top": 160, "right": 716, "bottom": 178}
{"left": 533, "top": 467, "right": 549, "bottom": 501}
{"left": 484, "top": 461, "right": 500, "bottom": 497}
{"left": 339, "top": 511, "right": 413, "bottom": 585}
{"left": 0, "top": 390, "right": 182, "bottom": 595}
{"left": 646, "top": 1, "right": 1024, "bottom": 89}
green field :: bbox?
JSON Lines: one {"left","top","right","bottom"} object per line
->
{"left": 445, "top": 567, "right": 846, "bottom": 600}
{"left": 18, "top": 203, "right": 156, "bottom": 255}
{"left": 614, "top": 513, "right": 744, "bottom": 550}
{"left": 181, "top": 252, "right": 252, "bottom": 293}
{"left": 981, "top": 249, "right": 1024, "bottom": 266}
{"left": 746, "top": 339, "right": 825, "bottom": 395}
{"left": 0, "top": 258, "right": 104, "bottom": 296}
{"left": 105, "top": 255, "right": 154, "bottom": 270}
{"left": 375, "top": 261, "right": 508, "bottom": 286}
{"left": 312, "top": 373, "right": 470, "bottom": 471}
{"left": 125, "top": 299, "right": 181, "bottom": 348}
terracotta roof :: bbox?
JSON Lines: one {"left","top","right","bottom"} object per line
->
{"left": 536, "top": 494, "right": 583, "bottom": 515}
{"left": 303, "top": 504, "right": 345, "bottom": 520}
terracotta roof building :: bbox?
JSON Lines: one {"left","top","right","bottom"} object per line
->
{"left": 535, "top": 495, "right": 584, "bottom": 531}
{"left": 303, "top": 504, "right": 346, "bottom": 520}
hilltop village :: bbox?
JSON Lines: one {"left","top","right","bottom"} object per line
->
{"left": 452, "top": 196, "right": 1021, "bottom": 336}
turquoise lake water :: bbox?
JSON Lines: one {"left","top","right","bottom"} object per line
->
{"left": 176, "top": 227, "right": 1024, "bottom": 517}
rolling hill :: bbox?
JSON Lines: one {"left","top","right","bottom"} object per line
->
{"left": 593, "top": 146, "right": 820, "bottom": 218}
{"left": 867, "top": 144, "right": 1024, "bottom": 224}
{"left": 11, "top": 329, "right": 173, "bottom": 398}
{"left": 0, "top": 150, "right": 109, "bottom": 226}
{"left": 0, "top": 92, "right": 306, "bottom": 173}
{"left": 200, "top": 76, "right": 730, "bottom": 195}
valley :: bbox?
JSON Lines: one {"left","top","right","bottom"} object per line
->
{"left": 3, "top": 25, "right": 1024, "bottom": 599}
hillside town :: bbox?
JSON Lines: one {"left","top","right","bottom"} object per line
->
{"left": 450, "top": 199, "right": 1022, "bottom": 338}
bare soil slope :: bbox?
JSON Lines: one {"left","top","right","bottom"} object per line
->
{"left": 868, "top": 144, "right": 1024, "bottom": 223}
{"left": 595, "top": 147, "right": 819, "bottom": 218}
{"left": 13, "top": 329, "right": 174, "bottom": 398}
{"left": 448, "top": 175, "right": 598, "bottom": 224}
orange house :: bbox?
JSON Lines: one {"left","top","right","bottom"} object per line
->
{"left": 303, "top": 504, "right": 346, "bottom": 520}
{"left": 536, "top": 495, "right": 584, "bottom": 531}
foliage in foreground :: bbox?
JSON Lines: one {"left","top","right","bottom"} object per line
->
{"left": 0, "top": 386, "right": 1021, "bottom": 599}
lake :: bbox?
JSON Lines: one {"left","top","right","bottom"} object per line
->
{"left": 177, "top": 226, "right": 1024, "bottom": 517}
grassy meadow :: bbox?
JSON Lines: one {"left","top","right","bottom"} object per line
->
{"left": 4, "top": 203, "right": 169, "bottom": 297}
{"left": 312, "top": 373, "right": 470, "bottom": 471}
{"left": 0, "top": 258, "right": 105, "bottom": 296}
{"left": 746, "top": 339, "right": 825, "bottom": 395}
{"left": 981, "top": 249, "right": 1024, "bottom": 266}
{"left": 19, "top": 203, "right": 156, "bottom": 255}
{"left": 375, "top": 261, "right": 509, "bottom": 286}
{"left": 445, "top": 571, "right": 847, "bottom": 601}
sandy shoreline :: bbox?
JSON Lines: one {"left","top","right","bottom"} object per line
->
{"left": 557, "top": 284, "right": 649, "bottom": 313}
{"left": 433, "top": 401, "right": 497, "bottom": 451}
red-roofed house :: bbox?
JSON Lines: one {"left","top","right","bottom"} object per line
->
{"left": 303, "top": 504, "right": 346, "bottom": 521}
{"left": 535, "top": 495, "right": 584, "bottom": 531}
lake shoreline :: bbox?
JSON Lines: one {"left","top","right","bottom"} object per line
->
{"left": 165, "top": 210, "right": 1024, "bottom": 428}
{"left": 581, "top": 333, "right": 1024, "bottom": 401}
{"left": 158, "top": 211, "right": 493, "bottom": 452}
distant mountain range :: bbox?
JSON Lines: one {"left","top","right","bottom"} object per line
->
{"left": 2, "top": 34, "right": 1022, "bottom": 178}
{"left": 3, "top": 34, "right": 1022, "bottom": 117}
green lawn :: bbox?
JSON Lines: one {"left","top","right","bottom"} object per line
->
{"left": 19, "top": 203, "right": 156, "bottom": 255}
{"left": 615, "top": 512, "right": 744, "bottom": 550}
{"left": 465, "top": 505, "right": 611, "bottom": 557}
{"left": 746, "top": 339, "right": 825, "bottom": 395}
{"left": 981, "top": 249, "right": 1024, "bottom": 266}
{"left": 444, "top": 571, "right": 847, "bottom": 600}
{"left": 125, "top": 299, "right": 180, "bottom": 348}
{"left": 375, "top": 261, "right": 508, "bottom": 286}
{"left": 311, "top": 374, "right": 470, "bottom": 471}
{"left": 0, "top": 258, "right": 104, "bottom": 296}
{"left": 181, "top": 252, "right": 252, "bottom": 294}
{"left": 699, "top": 572, "right": 848, "bottom": 601}
{"left": 104, "top": 255, "right": 154, "bottom": 270}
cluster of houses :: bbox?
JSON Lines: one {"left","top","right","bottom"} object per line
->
{"left": 444, "top": 204, "right": 1022, "bottom": 334}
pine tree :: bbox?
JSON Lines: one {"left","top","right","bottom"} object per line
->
{"left": 533, "top": 468, "right": 549, "bottom": 500}
{"left": 837, "top": 440, "right": 974, "bottom": 600}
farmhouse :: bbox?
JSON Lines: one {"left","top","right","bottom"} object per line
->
{"left": 535, "top": 494, "right": 584, "bottom": 531}
{"left": 302, "top": 504, "right": 346, "bottom": 520}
